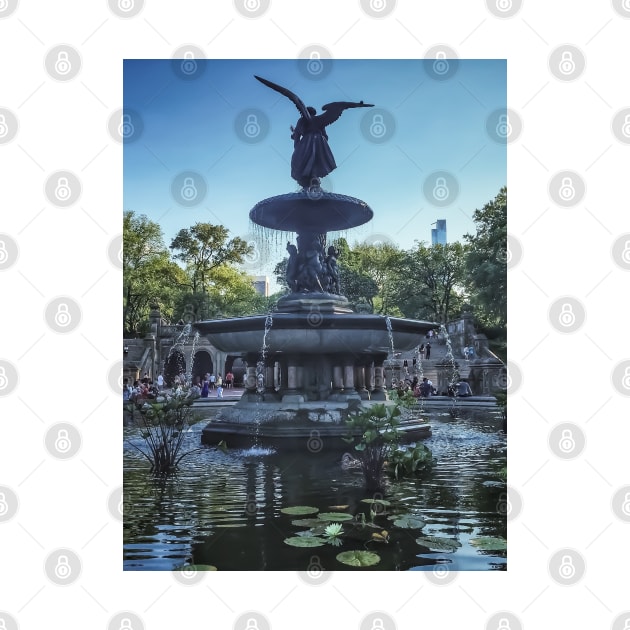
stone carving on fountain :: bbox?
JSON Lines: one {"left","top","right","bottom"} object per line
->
{"left": 194, "top": 76, "right": 438, "bottom": 447}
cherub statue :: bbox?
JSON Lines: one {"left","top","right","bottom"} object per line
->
{"left": 255, "top": 75, "right": 373, "bottom": 188}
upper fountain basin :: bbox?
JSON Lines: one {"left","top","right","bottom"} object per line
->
{"left": 194, "top": 312, "right": 438, "bottom": 355}
{"left": 249, "top": 190, "right": 373, "bottom": 232}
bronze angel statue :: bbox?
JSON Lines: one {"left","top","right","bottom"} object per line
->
{"left": 255, "top": 75, "right": 374, "bottom": 188}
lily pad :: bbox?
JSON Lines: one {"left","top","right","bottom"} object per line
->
{"left": 360, "top": 498, "right": 391, "bottom": 506}
{"left": 284, "top": 536, "right": 326, "bottom": 547}
{"left": 280, "top": 506, "right": 319, "bottom": 516}
{"left": 318, "top": 512, "right": 354, "bottom": 521}
{"left": 175, "top": 564, "right": 217, "bottom": 571}
{"left": 388, "top": 514, "right": 426, "bottom": 529}
{"left": 415, "top": 536, "right": 462, "bottom": 552}
{"left": 470, "top": 536, "right": 507, "bottom": 551}
{"left": 336, "top": 550, "right": 381, "bottom": 567}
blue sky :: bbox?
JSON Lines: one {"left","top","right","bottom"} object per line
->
{"left": 124, "top": 58, "right": 506, "bottom": 280}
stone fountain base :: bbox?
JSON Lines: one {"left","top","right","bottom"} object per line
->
{"left": 200, "top": 399, "right": 431, "bottom": 449}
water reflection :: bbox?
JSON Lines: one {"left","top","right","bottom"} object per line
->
{"left": 124, "top": 408, "right": 506, "bottom": 571}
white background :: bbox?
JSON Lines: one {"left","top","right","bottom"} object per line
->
{"left": 1, "top": 1, "right": 629, "bottom": 629}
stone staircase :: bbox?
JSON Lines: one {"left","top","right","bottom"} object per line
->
{"left": 386, "top": 336, "right": 471, "bottom": 389}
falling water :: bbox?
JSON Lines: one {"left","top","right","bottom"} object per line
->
{"left": 384, "top": 316, "right": 397, "bottom": 388}
{"left": 188, "top": 331, "right": 200, "bottom": 385}
{"left": 440, "top": 323, "right": 460, "bottom": 404}
{"left": 256, "top": 313, "right": 274, "bottom": 395}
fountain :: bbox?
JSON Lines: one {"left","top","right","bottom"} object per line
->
{"left": 194, "top": 76, "right": 439, "bottom": 448}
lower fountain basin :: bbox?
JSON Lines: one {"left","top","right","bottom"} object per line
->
{"left": 194, "top": 312, "right": 437, "bottom": 354}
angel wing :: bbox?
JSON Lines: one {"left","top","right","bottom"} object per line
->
{"left": 317, "top": 101, "right": 374, "bottom": 127}
{"left": 254, "top": 75, "right": 310, "bottom": 120}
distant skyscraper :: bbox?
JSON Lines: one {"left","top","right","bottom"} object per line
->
{"left": 431, "top": 220, "right": 447, "bottom": 246}
{"left": 252, "top": 275, "right": 269, "bottom": 297}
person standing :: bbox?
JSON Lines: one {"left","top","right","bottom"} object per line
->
{"left": 419, "top": 343, "right": 425, "bottom": 359}
{"left": 210, "top": 373, "right": 216, "bottom": 390}
{"left": 425, "top": 342, "right": 431, "bottom": 360}
{"left": 157, "top": 373, "right": 164, "bottom": 390}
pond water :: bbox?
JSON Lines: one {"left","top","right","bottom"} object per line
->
{"left": 123, "top": 406, "right": 507, "bottom": 571}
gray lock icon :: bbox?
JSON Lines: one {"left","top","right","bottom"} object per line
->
{"left": 244, "top": 0, "right": 261, "bottom": 10}
{"left": 558, "top": 303, "right": 575, "bottom": 327}
{"left": 558, "top": 554, "right": 576, "bottom": 579}
{"left": 0, "top": 367, "right": 8, "bottom": 390}
{"left": 495, "top": 0, "right": 512, "bottom": 11}
{"left": 0, "top": 241, "right": 7, "bottom": 264}
{"left": 119, "top": 619, "right": 134, "bottom": 630}
{"left": 244, "top": 114, "right": 260, "bottom": 137}
{"left": 55, "top": 51, "right": 72, "bottom": 75}
{"left": 622, "top": 241, "right": 630, "bottom": 264}
{"left": 181, "top": 51, "right": 197, "bottom": 75}
{"left": 119, "top": 114, "right": 134, "bottom": 138}
{"left": 307, "top": 50, "right": 323, "bottom": 75}
{"left": 559, "top": 51, "right": 575, "bottom": 75}
{"left": 54, "top": 303, "right": 72, "bottom": 327}
{"left": 622, "top": 492, "right": 630, "bottom": 516}
{"left": 559, "top": 429, "right": 575, "bottom": 453}
{"left": 433, "top": 51, "right": 449, "bottom": 75}
{"left": 181, "top": 177, "right": 197, "bottom": 200}
{"left": 0, "top": 114, "right": 7, "bottom": 138}
{"left": 370, "top": 114, "right": 386, "bottom": 137}
{"left": 54, "top": 554, "right": 72, "bottom": 579}
{"left": 55, "top": 429, "right": 72, "bottom": 453}
{"left": 496, "top": 114, "right": 511, "bottom": 137}
{"left": 622, "top": 114, "right": 630, "bottom": 138}
{"left": 433, "top": 176, "right": 449, "bottom": 200}
{"left": 245, "top": 619, "right": 260, "bottom": 630}
{"left": 369, "top": 0, "right": 387, "bottom": 11}
{"left": 118, "top": 0, "right": 134, "bottom": 11}
{"left": 559, "top": 177, "right": 575, "bottom": 201}
{"left": 55, "top": 177, "right": 71, "bottom": 201}
{"left": 622, "top": 366, "right": 630, "bottom": 390}
{"left": 0, "top": 492, "right": 8, "bottom": 515}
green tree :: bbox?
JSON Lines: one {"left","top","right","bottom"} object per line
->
{"left": 169, "top": 223, "right": 252, "bottom": 294}
{"left": 123, "top": 211, "right": 187, "bottom": 336}
{"left": 392, "top": 242, "right": 468, "bottom": 323}
{"left": 464, "top": 187, "right": 507, "bottom": 327}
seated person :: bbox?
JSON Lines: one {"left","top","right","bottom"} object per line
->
{"left": 457, "top": 380, "right": 473, "bottom": 397}
{"left": 418, "top": 377, "right": 433, "bottom": 397}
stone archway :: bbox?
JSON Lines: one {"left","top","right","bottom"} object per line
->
{"left": 192, "top": 350, "right": 213, "bottom": 383}
{"left": 228, "top": 356, "right": 246, "bottom": 387}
